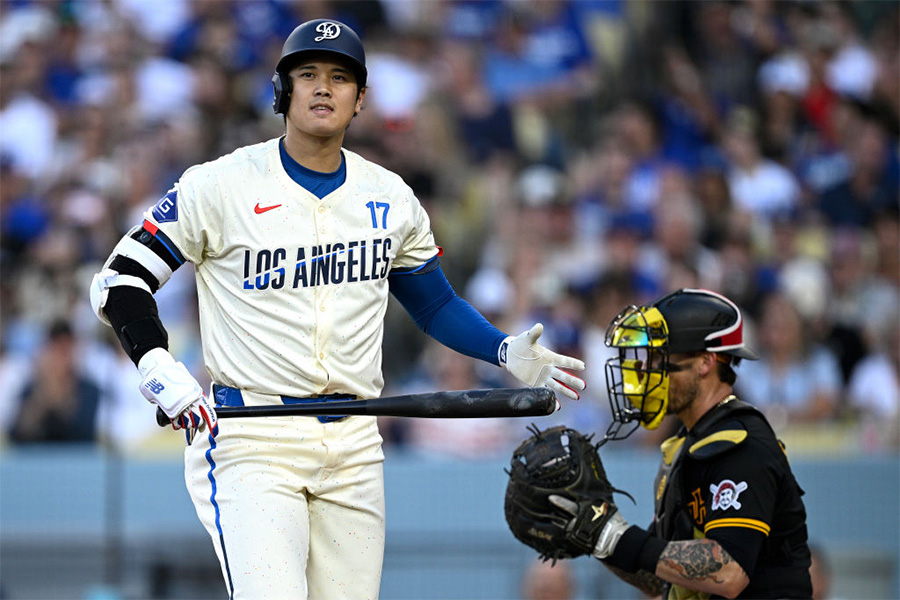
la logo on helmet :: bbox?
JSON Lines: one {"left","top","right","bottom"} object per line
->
{"left": 315, "top": 22, "right": 342, "bottom": 42}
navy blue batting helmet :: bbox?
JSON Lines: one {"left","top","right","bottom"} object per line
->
{"left": 272, "top": 19, "right": 367, "bottom": 114}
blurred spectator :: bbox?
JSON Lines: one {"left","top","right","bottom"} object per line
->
{"left": 735, "top": 292, "right": 842, "bottom": 432}
{"left": 809, "top": 543, "right": 838, "bottom": 600}
{"left": 769, "top": 211, "right": 831, "bottom": 326}
{"left": 464, "top": 264, "right": 515, "bottom": 329}
{"left": 0, "top": 6, "right": 59, "bottom": 180}
{"left": 868, "top": 5, "right": 900, "bottom": 125}
{"left": 871, "top": 205, "right": 900, "bottom": 288}
{"left": 692, "top": 159, "right": 734, "bottom": 250}
{"left": 521, "top": 557, "right": 575, "bottom": 600}
{"left": 0, "top": 159, "right": 51, "bottom": 267}
{"left": 7, "top": 320, "right": 102, "bottom": 443}
{"left": 722, "top": 107, "right": 802, "bottom": 220}
{"left": 437, "top": 39, "right": 517, "bottom": 164}
{"left": 480, "top": 1, "right": 593, "bottom": 106}
{"left": 0, "top": 342, "right": 32, "bottom": 438}
{"left": 641, "top": 170, "right": 724, "bottom": 293}
{"left": 755, "top": 8, "right": 815, "bottom": 167}
{"left": 569, "top": 138, "right": 635, "bottom": 245}
{"left": 820, "top": 2, "right": 878, "bottom": 102}
{"left": 815, "top": 103, "right": 898, "bottom": 229}
{"left": 656, "top": 42, "right": 723, "bottom": 171}
{"left": 365, "top": 26, "right": 436, "bottom": 129}
{"left": 116, "top": 0, "right": 190, "bottom": 46}
{"left": 479, "top": 0, "right": 599, "bottom": 165}
{"left": 716, "top": 217, "right": 772, "bottom": 319}
{"left": 846, "top": 317, "right": 900, "bottom": 452}
{"left": 823, "top": 228, "right": 899, "bottom": 383}
{"left": 683, "top": 1, "right": 759, "bottom": 114}
{"left": 614, "top": 100, "right": 673, "bottom": 213}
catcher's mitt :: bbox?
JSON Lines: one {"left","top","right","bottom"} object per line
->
{"left": 504, "top": 424, "right": 631, "bottom": 562}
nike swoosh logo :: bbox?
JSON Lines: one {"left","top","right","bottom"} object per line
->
{"left": 254, "top": 203, "right": 282, "bottom": 214}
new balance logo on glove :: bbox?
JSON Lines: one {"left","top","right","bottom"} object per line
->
{"left": 144, "top": 379, "right": 166, "bottom": 394}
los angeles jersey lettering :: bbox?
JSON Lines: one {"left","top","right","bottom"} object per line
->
{"left": 241, "top": 239, "right": 392, "bottom": 290}
{"left": 143, "top": 139, "right": 438, "bottom": 399}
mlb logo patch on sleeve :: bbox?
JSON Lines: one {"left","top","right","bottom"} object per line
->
{"left": 152, "top": 190, "right": 179, "bottom": 223}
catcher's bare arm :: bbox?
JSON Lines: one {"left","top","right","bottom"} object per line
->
{"left": 655, "top": 539, "right": 749, "bottom": 598}
{"left": 604, "top": 539, "right": 748, "bottom": 599}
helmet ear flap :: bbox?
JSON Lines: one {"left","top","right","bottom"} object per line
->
{"left": 272, "top": 71, "right": 292, "bottom": 115}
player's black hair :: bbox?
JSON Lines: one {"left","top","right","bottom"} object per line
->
{"left": 716, "top": 360, "right": 738, "bottom": 386}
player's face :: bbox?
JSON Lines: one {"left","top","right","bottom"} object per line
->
{"left": 286, "top": 54, "right": 365, "bottom": 139}
{"left": 665, "top": 353, "right": 700, "bottom": 415}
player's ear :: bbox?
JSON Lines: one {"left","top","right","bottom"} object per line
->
{"left": 354, "top": 87, "right": 366, "bottom": 116}
{"left": 698, "top": 352, "right": 717, "bottom": 376}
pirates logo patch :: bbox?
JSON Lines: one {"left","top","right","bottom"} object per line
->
{"left": 709, "top": 479, "right": 748, "bottom": 511}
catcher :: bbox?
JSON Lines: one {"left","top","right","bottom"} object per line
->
{"left": 505, "top": 289, "right": 812, "bottom": 599}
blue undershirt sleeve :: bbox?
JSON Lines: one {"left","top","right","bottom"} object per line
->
{"left": 389, "top": 260, "right": 507, "bottom": 365}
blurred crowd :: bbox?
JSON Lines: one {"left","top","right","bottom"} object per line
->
{"left": 0, "top": 0, "right": 897, "bottom": 457}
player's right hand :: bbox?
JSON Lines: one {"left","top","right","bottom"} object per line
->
{"left": 138, "top": 348, "right": 217, "bottom": 442}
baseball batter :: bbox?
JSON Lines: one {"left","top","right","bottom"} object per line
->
{"left": 89, "top": 19, "right": 585, "bottom": 599}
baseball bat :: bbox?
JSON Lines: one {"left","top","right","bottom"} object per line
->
{"left": 156, "top": 387, "right": 556, "bottom": 427}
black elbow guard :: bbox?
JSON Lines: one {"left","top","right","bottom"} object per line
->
{"left": 105, "top": 286, "right": 169, "bottom": 365}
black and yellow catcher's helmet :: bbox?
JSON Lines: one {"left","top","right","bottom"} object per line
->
{"left": 603, "top": 288, "right": 758, "bottom": 441}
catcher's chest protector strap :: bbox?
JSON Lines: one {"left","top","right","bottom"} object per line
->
{"left": 652, "top": 398, "right": 758, "bottom": 541}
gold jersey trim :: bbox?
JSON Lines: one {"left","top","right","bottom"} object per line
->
{"left": 688, "top": 429, "right": 748, "bottom": 456}
{"left": 704, "top": 517, "right": 770, "bottom": 536}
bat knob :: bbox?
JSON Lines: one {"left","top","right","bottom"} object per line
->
{"left": 536, "top": 387, "right": 557, "bottom": 415}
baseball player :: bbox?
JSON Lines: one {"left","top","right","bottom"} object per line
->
{"left": 588, "top": 289, "right": 812, "bottom": 598}
{"left": 89, "top": 19, "right": 585, "bottom": 599}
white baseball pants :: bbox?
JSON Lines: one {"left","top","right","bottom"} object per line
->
{"left": 185, "top": 408, "right": 386, "bottom": 599}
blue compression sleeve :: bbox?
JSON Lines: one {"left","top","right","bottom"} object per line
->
{"left": 389, "top": 260, "right": 507, "bottom": 365}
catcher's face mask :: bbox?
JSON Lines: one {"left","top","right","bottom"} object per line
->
{"left": 603, "top": 305, "right": 672, "bottom": 441}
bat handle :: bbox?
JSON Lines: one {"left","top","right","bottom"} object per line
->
{"left": 155, "top": 407, "right": 170, "bottom": 427}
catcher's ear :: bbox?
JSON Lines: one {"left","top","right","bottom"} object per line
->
{"left": 698, "top": 352, "right": 717, "bottom": 376}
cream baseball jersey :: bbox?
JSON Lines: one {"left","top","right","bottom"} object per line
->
{"left": 144, "top": 137, "right": 438, "bottom": 399}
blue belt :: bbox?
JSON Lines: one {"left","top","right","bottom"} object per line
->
{"left": 212, "top": 384, "right": 351, "bottom": 423}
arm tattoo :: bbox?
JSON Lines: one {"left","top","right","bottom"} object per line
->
{"left": 660, "top": 539, "right": 732, "bottom": 584}
{"left": 606, "top": 564, "right": 666, "bottom": 597}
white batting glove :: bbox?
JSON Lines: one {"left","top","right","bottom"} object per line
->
{"left": 138, "top": 348, "right": 217, "bottom": 442}
{"left": 499, "top": 323, "right": 586, "bottom": 406}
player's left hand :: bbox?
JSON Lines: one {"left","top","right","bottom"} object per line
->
{"left": 548, "top": 494, "right": 630, "bottom": 560}
{"left": 138, "top": 348, "right": 218, "bottom": 444}
{"left": 499, "top": 323, "right": 585, "bottom": 405}
{"left": 170, "top": 394, "right": 218, "bottom": 445}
